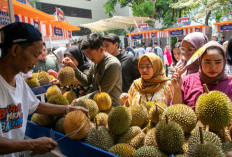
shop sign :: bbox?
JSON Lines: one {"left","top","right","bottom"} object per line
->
{"left": 151, "top": 33, "right": 156, "bottom": 38}
{"left": 170, "top": 30, "right": 184, "bottom": 36}
{"left": 132, "top": 34, "right": 143, "bottom": 40}
{"left": 220, "top": 24, "right": 232, "bottom": 31}
{"left": 54, "top": 27, "right": 63, "bottom": 36}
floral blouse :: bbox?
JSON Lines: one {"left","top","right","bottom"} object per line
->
{"left": 128, "top": 80, "right": 173, "bottom": 106}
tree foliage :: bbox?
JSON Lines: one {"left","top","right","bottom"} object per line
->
{"left": 170, "top": 0, "right": 232, "bottom": 25}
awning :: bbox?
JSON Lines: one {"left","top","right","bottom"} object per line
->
{"left": 43, "top": 21, "right": 80, "bottom": 31}
{"left": 1, "top": 0, "right": 56, "bottom": 21}
{"left": 81, "top": 16, "right": 152, "bottom": 32}
{"left": 214, "top": 21, "right": 232, "bottom": 32}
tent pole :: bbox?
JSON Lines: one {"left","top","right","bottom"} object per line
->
{"left": 133, "top": 19, "right": 140, "bottom": 32}
{"left": 7, "top": 0, "right": 15, "bottom": 23}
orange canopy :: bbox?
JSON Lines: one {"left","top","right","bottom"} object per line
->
{"left": 1, "top": 0, "right": 56, "bottom": 21}
{"left": 213, "top": 21, "right": 232, "bottom": 26}
{"left": 43, "top": 21, "right": 80, "bottom": 31}
{"left": 126, "top": 30, "right": 160, "bottom": 36}
{"left": 163, "top": 25, "right": 210, "bottom": 31}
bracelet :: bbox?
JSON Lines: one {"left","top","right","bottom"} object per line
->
{"left": 66, "top": 105, "right": 70, "bottom": 114}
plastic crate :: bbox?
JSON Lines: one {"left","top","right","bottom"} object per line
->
{"left": 25, "top": 121, "right": 118, "bottom": 157}
{"left": 31, "top": 84, "right": 52, "bottom": 102}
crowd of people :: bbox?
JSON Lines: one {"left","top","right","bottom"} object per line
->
{"left": 1, "top": 21, "right": 232, "bottom": 156}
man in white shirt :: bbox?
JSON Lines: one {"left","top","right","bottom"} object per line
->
{"left": 0, "top": 22, "right": 87, "bottom": 157}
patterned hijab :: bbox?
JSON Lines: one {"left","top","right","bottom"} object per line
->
{"left": 199, "top": 41, "right": 228, "bottom": 85}
{"left": 134, "top": 53, "right": 170, "bottom": 94}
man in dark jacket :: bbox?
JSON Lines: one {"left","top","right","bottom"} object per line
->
{"left": 103, "top": 33, "right": 140, "bottom": 92}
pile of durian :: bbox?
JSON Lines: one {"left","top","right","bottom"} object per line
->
{"left": 29, "top": 68, "right": 232, "bottom": 157}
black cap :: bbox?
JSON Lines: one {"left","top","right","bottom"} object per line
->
{"left": 0, "top": 22, "right": 42, "bottom": 48}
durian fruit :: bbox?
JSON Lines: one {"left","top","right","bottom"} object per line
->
{"left": 63, "top": 91, "right": 77, "bottom": 104}
{"left": 162, "top": 104, "right": 197, "bottom": 134}
{"left": 109, "top": 143, "right": 136, "bottom": 157}
{"left": 108, "top": 106, "right": 132, "bottom": 135}
{"left": 129, "top": 104, "right": 148, "bottom": 127}
{"left": 54, "top": 117, "right": 65, "bottom": 134}
{"left": 188, "top": 129, "right": 222, "bottom": 151}
{"left": 149, "top": 102, "right": 167, "bottom": 124}
{"left": 31, "top": 73, "right": 39, "bottom": 78}
{"left": 24, "top": 77, "right": 40, "bottom": 88}
{"left": 64, "top": 110, "right": 90, "bottom": 140}
{"left": 37, "top": 71, "right": 51, "bottom": 86}
{"left": 31, "top": 113, "right": 54, "bottom": 127}
{"left": 145, "top": 101, "right": 155, "bottom": 111}
{"left": 47, "top": 94, "right": 69, "bottom": 106}
{"left": 94, "top": 112, "right": 108, "bottom": 128}
{"left": 135, "top": 146, "right": 167, "bottom": 157}
{"left": 144, "top": 127, "right": 157, "bottom": 147}
{"left": 49, "top": 75, "right": 55, "bottom": 81}
{"left": 93, "top": 86, "right": 112, "bottom": 111}
{"left": 58, "top": 66, "right": 75, "bottom": 87}
{"left": 195, "top": 90, "right": 231, "bottom": 132}
{"left": 175, "top": 155, "right": 186, "bottom": 157}
{"left": 86, "top": 126, "right": 114, "bottom": 151}
{"left": 46, "top": 85, "right": 62, "bottom": 100}
{"left": 186, "top": 128, "right": 224, "bottom": 157}
{"left": 222, "top": 140, "right": 232, "bottom": 154}
{"left": 155, "top": 117, "right": 184, "bottom": 155}
{"left": 75, "top": 99, "right": 99, "bottom": 119}
{"left": 118, "top": 126, "right": 145, "bottom": 149}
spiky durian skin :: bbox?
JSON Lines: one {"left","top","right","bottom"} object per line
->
{"left": 109, "top": 143, "right": 136, "bottom": 157}
{"left": 195, "top": 91, "right": 231, "bottom": 132}
{"left": 47, "top": 94, "right": 69, "bottom": 106}
{"left": 135, "top": 146, "right": 167, "bottom": 157}
{"left": 46, "top": 85, "right": 62, "bottom": 100}
{"left": 129, "top": 104, "right": 148, "bottom": 127}
{"left": 58, "top": 66, "right": 75, "bottom": 87}
{"left": 86, "top": 126, "right": 114, "bottom": 151}
{"left": 108, "top": 106, "right": 132, "bottom": 135}
{"left": 54, "top": 117, "right": 65, "bottom": 134}
{"left": 63, "top": 91, "right": 76, "bottom": 104}
{"left": 186, "top": 142, "right": 225, "bottom": 157}
{"left": 94, "top": 112, "right": 108, "bottom": 128}
{"left": 24, "top": 77, "right": 40, "bottom": 88}
{"left": 188, "top": 130, "right": 222, "bottom": 151}
{"left": 162, "top": 104, "right": 197, "bottom": 133}
{"left": 144, "top": 127, "right": 157, "bottom": 147}
{"left": 118, "top": 126, "right": 145, "bottom": 149}
{"left": 155, "top": 120, "right": 184, "bottom": 155}
{"left": 31, "top": 113, "right": 54, "bottom": 127}
{"left": 38, "top": 71, "right": 51, "bottom": 86}
{"left": 75, "top": 99, "right": 99, "bottom": 120}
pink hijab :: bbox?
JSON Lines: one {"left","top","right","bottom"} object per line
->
{"left": 176, "top": 32, "right": 208, "bottom": 75}
{"left": 199, "top": 41, "right": 228, "bottom": 84}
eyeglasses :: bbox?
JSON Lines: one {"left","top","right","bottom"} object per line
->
{"left": 179, "top": 47, "right": 196, "bottom": 54}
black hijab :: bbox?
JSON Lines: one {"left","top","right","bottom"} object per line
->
{"left": 64, "top": 46, "right": 90, "bottom": 72}
{"left": 226, "top": 36, "right": 232, "bottom": 65}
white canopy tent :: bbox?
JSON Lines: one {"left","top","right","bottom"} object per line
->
{"left": 81, "top": 16, "right": 152, "bottom": 32}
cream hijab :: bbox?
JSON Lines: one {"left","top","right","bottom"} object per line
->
{"left": 134, "top": 53, "right": 170, "bottom": 94}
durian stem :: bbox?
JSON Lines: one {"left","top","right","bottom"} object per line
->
{"left": 40, "top": 67, "right": 42, "bottom": 72}
{"left": 155, "top": 103, "right": 165, "bottom": 111}
{"left": 124, "top": 100, "right": 130, "bottom": 107}
{"left": 165, "top": 115, "right": 168, "bottom": 124}
{"left": 139, "top": 96, "right": 142, "bottom": 104}
{"left": 94, "top": 117, "right": 98, "bottom": 130}
{"left": 203, "top": 84, "right": 209, "bottom": 93}
{"left": 199, "top": 127, "right": 204, "bottom": 144}
{"left": 98, "top": 85, "right": 102, "bottom": 93}
{"left": 205, "top": 125, "right": 209, "bottom": 132}
{"left": 222, "top": 128, "right": 226, "bottom": 142}
{"left": 142, "top": 127, "right": 147, "bottom": 133}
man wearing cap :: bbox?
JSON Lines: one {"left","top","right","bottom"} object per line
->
{"left": 0, "top": 22, "right": 88, "bottom": 157}
{"left": 103, "top": 33, "right": 140, "bottom": 92}
{"left": 63, "top": 33, "right": 122, "bottom": 106}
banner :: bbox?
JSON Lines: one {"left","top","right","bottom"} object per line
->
{"left": 0, "top": 11, "right": 19, "bottom": 26}
{"left": 16, "top": 0, "right": 32, "bottom": 6}
{"left": 170, "top": 30, "right": 184, "bottom": 36}
{"left": 151, "top": 33, "right": 156, "bottom": 38}
{"left": 220, "top": 24, "right": 232, "bottom": 31}
{"left": 54, "top": 27, "right": 63, "bottom": 36}
{"left": 195, "top": 28, "right": 200, "bottom": 32}
{"left": 177, "top": 17, "right": 191, "bottom": 26}
{"left": 55, "top": 8, "right": 66, "bottom": 22}
{"left": 34, "top": 21, "right": 39, "bottom": 30}
{"left": 132, "top": 34, "right": 143, "bottom": 40}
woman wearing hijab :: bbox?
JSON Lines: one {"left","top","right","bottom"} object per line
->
{"left": 120, "top": 53, "right": 173, "bottom": 106}
{"left": 64, "top": 45, "right": 90, "bottom": 72}
{"left": 175, "top": 32, "right": 208, "bottom": 76}
{"left": 225, "top": 36, "right": 232, "bottom": 75}
{"left": 172, "top": 41, "right": 232, "bottom": 109}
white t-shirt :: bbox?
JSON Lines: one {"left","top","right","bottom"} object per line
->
{"left": 0, "top": 74, "right": 40, "bottom": 157}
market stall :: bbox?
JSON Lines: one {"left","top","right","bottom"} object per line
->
{"left": 214, "top": 21, "right": 232, "bottom": 40}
